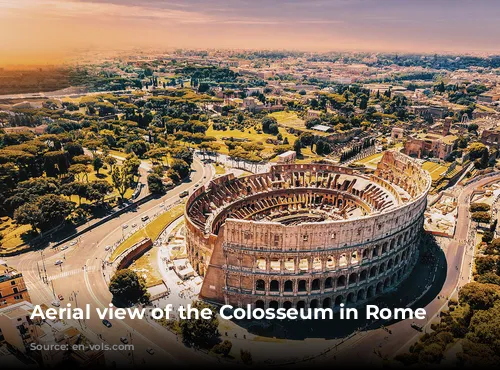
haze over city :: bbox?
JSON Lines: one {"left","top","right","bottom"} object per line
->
{"left": 1, "top": 0, "right": 500, "bottom": 65}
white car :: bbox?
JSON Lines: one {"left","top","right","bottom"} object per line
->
{"left": 132, "top": 223, "right": 137, "bottom": 228}
{"left": 51, "top": 300, "right": 61, "bottom": 307}
{"left": 104, "top": 245, "right": 112, "bottom": 251}
{"left": 69, "top": 240, "right": 77, "bottom": 246}
{"left": 122, "top": 224, "right": 128, "bottom": 229}
{"left": 54, "top": 260, "right": 63, "bottom": 266}
{"left": 60, "top": 245, "right": 68, "bottom": 251}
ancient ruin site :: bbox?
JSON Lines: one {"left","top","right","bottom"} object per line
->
{"left": 185, "top": 151, "right": 431, "bottom": 310}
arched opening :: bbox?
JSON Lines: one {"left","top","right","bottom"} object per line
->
{"left": 348, "top": 273, "right": 357, "bottom": 285}
{"left": 359, "top": 270, "right": 368, "bottom": 281}
{"left": 334, "top": 295, "right": 344, "bottom": 307}
{"left": 379, "top": 263, "right": 385, "bottom": 274}
{"left": 376, "top": 281, "right": 384, "bottom": 294}
{"left": 391, "top": 273, "right": 397, "bottom": 285}
{"left": 351, "top": 251, "right": 359, "bottom": 264}
{"left": 362, "top": 249, "right": 369, "bottom": 259}
{"left": 390, "top": 239, "right": 396, "bottom": 250}
{"left": 367, "top": 285, "right": 375, "bottom": 298}
{"left": 382, "top": 242, "right": 388, "bottom": 254}
{"left": 284, "top": 258, "right": 295, "bottom": 271}
{"left": 384, "top": 277, "right": 391, "bottom": 289}
{"left": 270, "top": 259, "right": 280, "bottom": 271}
{"left": 255, "top": 258, "right": 266, "bottom": 270}
{"left": 337, "top": 275, "right": 346, "bottom": 287}
{"left": 299, "top": 258, "right": 308, "bottom": 271}
{"left": 370, "top": 266, "right": 377, "bottom": 278}
{"left": 326, "top": 256, "right": 335, "bottom": 269}
{"left": 357, "top": 289, "right": 366, "bottom": 301}
{"left": 270, "top": 280, "right": 280, "bottom": 292}
{"left": 323, "top": 298, "right": 332, "bottom": 308}
{"left": 313, "top": 257, "right": 322, "bottom": 270}
{"left": 311, "top": 279, "right": 320, "bottom": 291}
{"left": 372, "top": 246, "right": 379, "bottom": 257}
{"left": 255, "top": 300, "right": 265, "bottom": 309}
{"left": 298, "top": 280, "right": 307, "bottom": 292}
{"left": 283, "top": 301, "right": 292, "bottom": 310}
{"left": 395, "top": 255, "right": 400, "bottom": 265}
{"left": 310, "top": 299, "right": 319, "bottom": 309}
{"left": 297, "top": 300, "right": 306, "bottom": 310}
{"left": 324, "top": 277, "right": 333, "bottom": 289}
{"left": 387, "top": 259, "right": 393, "bottom": 269}
{"left": 284, "top": 280, "right": 293, "bottom": 292}
{"left": 269, "top": 301, "right": 279, "bottom": 310}
{"left": 256, "top": 279, "right": 265, "bottom": 291}
{"left": 347, "top": 292, "right": 355, "bottom": 304}
{"left": 338, "top": 254, "right": 347, "bottom": 267}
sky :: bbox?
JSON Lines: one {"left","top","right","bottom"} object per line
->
{"left": 1, "top": 0, "right": 499, "bottom": 65}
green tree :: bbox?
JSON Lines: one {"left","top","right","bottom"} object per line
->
{"left": 179, "top": 301, "right": 219, "bottom": 347}
{"left": 459, "top": 282, "right": 500, "bottom": 310}
{"left": 14, "top": 194, "right": 74, "bottom": 232}
{"left": 112, "top": 166, "right": 132, "bottom": 200}
{"left": 109, "top": 269, "right": 150, "bottom": 307}
{"left": 93, "top": 155, "right": 104, "bottom": 174}
{"left": 240, "top": 349, "right": 253, "bottom": 365}
{"left": 293, "top": 138, "right": 302, "bottom": 156}
{"left": 147, "top": 173, "right": 165, "bottom": 194}
{"left": 211, "top": 340, "right": 232, "bottom": 357}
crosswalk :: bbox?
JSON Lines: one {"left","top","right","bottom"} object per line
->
{"left": 47, "top": 266, "right": 97, "bottom": 281}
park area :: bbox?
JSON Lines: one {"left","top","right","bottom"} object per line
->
{"left": 422, "top": 161, "right": 450, "bottom": 181}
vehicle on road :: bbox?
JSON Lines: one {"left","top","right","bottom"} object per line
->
{"left": 69, "top": 240, "right": 77, "bottom": 246}
{"left": 411, "top": 323, "right": 423, "bottom": 332}
{"left": 54, "top": 260, "right": 63, "bottom": 266}
{"left": 120, "top": 337, "right": 129, "bottom": 344}
{"left": 58, "top": 294, "right": 64, "bottom": 300}
{"left": 146, "top": 347, "right": 155, "bottom": 355}
{"left": 60, "top": 245, "right": 68, "bottom": 251}
{"left": 132, "top": 223, "right": 137, "bottom": 228}
{"left": 102, "top": 319, "right": 112, "bottom": 328}
{"left": 51, "top": 300, "right": 61, "bottom": 307}
{"left": 179, "top": 191, "right": 189, "bottom": 198}
{"left": 105, "top": 245, "right": 111, "bottom": 251}
{"left": 141, "top": 215, "right": 149, "bottom": 222}
{"left": 122, "top": 224, "right": 128, "bottom": 229}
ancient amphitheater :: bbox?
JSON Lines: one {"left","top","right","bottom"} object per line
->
{"left": 185, "top": 151, "right": 431, "bottom": 310}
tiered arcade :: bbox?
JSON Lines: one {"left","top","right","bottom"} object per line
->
{"left": 185, "top": 151, "right": 431, "bottom": 310}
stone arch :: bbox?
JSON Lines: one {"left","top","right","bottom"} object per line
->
{"left": 283, "top": 301, "right": 292, "bottom": 310}
{"left": 348, "top": 272, "right": 357, "bottom": 285}
{"left": 324, "top": 277, "right": 333, "bottom": 289}
{"left": 284, "top": 280, "right": 293, "bottom": 292}
{"left": 373, "top": 245, "right": 379, "bottom": 257}
{"left": 382, "top": 243, "right": 388, "bottom": 254}
{"left": 390, "top": 239, "right": 396, "bottom": 250}
{"left": 384, "top": 277, "right": 391, "bottom": 289}
{"left": 346, "top": 292, "right": 356, "bottom": 304}
{"left": 334, "top": 295, "right": 344, "bottom": 307}
{"left": 338, "top": 254, "right": 348, "bottom": 267}
{"left": 256, "top": 300, "right": 265, "bottom": 309}
{"left": 357, "top": 289, "right": 366, "bottom": 301}
{"left": 313, "top": 257, "right": 322, "bottom": 270}
{"left": 359, "top": 269, "right": 368, "bottom": 281}
{"left": 311, "top": 278, "right": 321, "bottom": 291}
{"left": 369, "top": 266, "right": 377, "bottom": 278}
{"left": 298, "top": 279, "right": 307, "bottom": 292}
{"left": 284, "top": 258, "right": 295, "bottom": 271}
{"left": 297, "top": 300, "right": 306, "bottom": 310}
{"left": 337, "top": 275, "right": 346, "bottom": 287}
{"left": 256, "top": 279, "right": 265, "bottom": 291}
{"left": 255, "top": 257, "right": 266, "bottom": 270}
{"left": 391, "top": 273, "right": 397, "bottom": 285}
{"left": 326, "top": 256, "right": 335, "bottom": 269}
{"left": 367, "top": 285, "right": 375, "bottom": 298}
{"left": 270, "top": 259, "right": 280, "bottom": 271}
{"left": 387, "top": 258, "right": 393, "bottom": 269}
{"left": 362, "top": 249, "right": 369, "bottom": 259}
{"left": 270, "top": 280, "right": 280, "bottom": 292}
{"left": 379, "top": 262, "right": 386, "bottom": 274}
{"left": 376, "top": 281, "right": 384, "bottom": 294}
{"left": 269, "top": 300, "right": 279, "bottom": 310}
{"left": 310, "top": 299, "right": 319, "bottom": 309}
{"left": 351, "top": 251, "right": 359, "bottom": 264}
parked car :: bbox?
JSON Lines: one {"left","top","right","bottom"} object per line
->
{"left": 54, "top": 260, "right": 63, "bottom": 266}
{"left": 120, "top": 337, "right": 129, "bottom": 344}
{"left": 69, "top": 240, "right": 77, "bottom": 246}
{"left": 60, "top": 245, "right": 68, "bottom": 251}
{"left": 179, "top": 191, "right": 189, "bottom": 198}
{"left": 105, "top": 245, "right": 112, "bottom": 251}
{"left": 141, "top": 215, "right": 149, "bottom": 222}
{"left": 58, "top": 294, "right": 64, "bottom": 301}
{"left": 51, "top": 300, "right": 61, "bottom": 307}
{"left": 102, "top": 319, "right": 112, "bottom": 328}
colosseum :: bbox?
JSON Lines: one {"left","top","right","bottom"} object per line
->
{"left": 185, "top": 151, "right": 431, "bottom": 311}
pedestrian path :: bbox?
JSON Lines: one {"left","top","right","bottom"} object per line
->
{"left": 47, "top": 266, "right": 97, "bottom": 281}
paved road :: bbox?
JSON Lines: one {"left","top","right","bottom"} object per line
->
{"left": 5, "top": 158, "right": 218, "bottom": 367}
{"left": 318, "top": 173, "right": 500, "bottom": 366}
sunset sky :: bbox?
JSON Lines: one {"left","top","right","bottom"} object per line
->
{"left": 1, "top": 0, "right": 499, "bottom": 64}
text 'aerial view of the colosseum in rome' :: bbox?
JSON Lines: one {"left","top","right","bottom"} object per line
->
{"left": 185, "top": 151, "right": 432, "bottom": 311}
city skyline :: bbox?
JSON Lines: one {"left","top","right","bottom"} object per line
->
{"left": 1, "top": 0, "right": 500, "bottom": 65}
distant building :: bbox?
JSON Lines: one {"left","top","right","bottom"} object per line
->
{"left": 391, "top": 127, "right": 404, "bottom": 141}
{"left": 0, "top": 301, "right": 105, "bottom": 367}
{"left": 404, "top": 133, "right": 457, "bottom": 160}
{"left": 0, "top": 261, "right": 30, "bottom": 308}
{"left": 481, "top": 129, "right": 500, "bottom": 148}
{"left": 277, "top": 150, "right": 297, "bottom": 164}
{"left": 306, "top": 109, "right": 321, "bottom": 119}
{"left": 477, "top": 92, "right": 500, "bottom": 103}
{"left": 411, "top": 105, "right": 449, "bottom": 120}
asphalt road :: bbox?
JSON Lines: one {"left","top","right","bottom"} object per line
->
{"left": 5, "top": 157, "right": 219, "bottom": 367}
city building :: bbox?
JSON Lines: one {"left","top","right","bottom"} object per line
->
{"left": 403, "top": 133, "right": 457, "bottom": 160}
{"left": 276, "top": 150, "right": 297, "bottom": 164}
{"left": 0, "top": 261, "right": 31, "bottom": 308}
{"left": 185, "top": 151, "right": 431, "bottom": 310}
{"left": 481, "top": 129, "right": 500, "bottom": 148}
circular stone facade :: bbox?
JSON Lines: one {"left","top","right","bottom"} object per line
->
{"left": 185, "top": 151, "right": 431, "bottom": 310}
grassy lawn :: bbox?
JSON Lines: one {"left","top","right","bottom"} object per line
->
{"left": 355, "top": 152, "right": 384, "bottom": 167}
{"left": 0, "top": 217, "right": 32, "bottom": 252}
{"left": 111, "top": 203, "right": 184, "bottom": 260}
{"left": 129, "top": 247, "right": 163, "bottom": 287}
{"left": 270, "top": 111, "right": 330, "bottom": 137}
{"left": 214, "top": 163, "right": 226, "bottom": 175}
{"left": 422, "top": 161, "right": 450, "bottom": 181}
